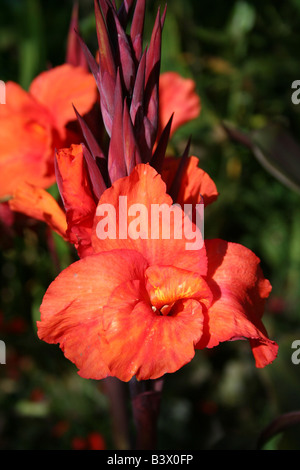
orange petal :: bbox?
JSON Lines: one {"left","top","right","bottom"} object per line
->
{"left": 196, "top": 239, "right": 278, "bottom": 368}
{"left": 92, "top": 163, "right": 207, "bottom": 275}
{"left": 29, "top": 64, "right": 97, "bottom": 140}
{"left": 38, "top": 249, "right": 149, "bottom": 380}
{"left": 9, "top": 183, "right": 67, "bottom": 239}
{"left": 0, "top": 82, "right": 55, "bottom": 199}
{"left": 101, "top": 279, "right": 204, "bottom": 381}
{"left": 159, "top": 72, "right": 201, "bottom": 137}
{"left": 55, "top": 144, "right": 97, "bottom": 257}
{"left": 162, "top": 156, "right": 219, "bottom": 207}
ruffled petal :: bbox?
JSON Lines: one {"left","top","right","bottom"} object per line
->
{"left": 29, "top": 64, "right": 97, "bottom": 139}
{"left": 162, "top": 156, "right": 219, "bottom": 207}
{"left": 38, "top": 249, "right": 149, "bottom": 380}
{"left": 0, "top": 82, "right": 55, "bottom": 199}
{"left": 92, "top": 163, "right": 207, "bottom": 275}
{"left": 9, "top": 183, "right": 67, "bottom": 239}
{"left": 158, "top": 72, "right": 201, "bottom": 137}
{"left": 196, "top": 239, "right": 278, "bottom": 367}
{"left": 145, "top": 265, "right": 212, "bottom": 310}
{"left": 101, "top": 279, "right": 204, "bottom": 381}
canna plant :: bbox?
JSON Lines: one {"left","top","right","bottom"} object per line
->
{"left": 7, "top": 0, "right": 277, "bottom": 450}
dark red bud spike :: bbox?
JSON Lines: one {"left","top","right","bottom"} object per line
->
{"left": 123, "top": 98, "right": 142, "bottom": 175}
{"left": 66, "top": 3, "right": 88, "bottom": 70}
{"left": 54, "top": 150, "right": 64, "bottom": 205}
{"left": 145, "top": 8, "right": 162, "bottom": 85}
{"left": 109, "top": 5, "right": 135, "bottom": 94}
{"left": 130, "top": 0, "right": 146, "bottom": 63}
{"left": 160, "top": 4, "right": 167, "bottom": 29}
{"left": 130, "top": 47, "right": 147, "bottom": 125}
{"left": 108, "top": 70, "right": 127, "bottom": 183}
{"left": 118, "top": 0, "right": 135, "bottom": 28}
{"left": 82, "top": 144, "right": 107, "bottom": 201}
{"left": 150, "top": 113, "right": 174, "bottom": 174}
{"left": 94, "top": 0, "right": 116, "bottom": 80}
{"left": 72, "top": 105, "right": 106, "bottom": 161}
{"left": 169, "top": 137, "right": 192, "bottom": 203}
{"left": 97, "top": 0, "right": 110, "bottom": 19}
{"left": 76, "top": 32, "right": 100, "bottom": 89}
{"left": 142, "top": 115, "right": 155, "bottom": 162}
{"left": 144, "top": 9, "right": 162, "bottom": 148}
{"left": 98, "top": 70, "right": 116, "bottom": 137}
{"left": 97, "top": 156, "right": 111, "bottom": 188}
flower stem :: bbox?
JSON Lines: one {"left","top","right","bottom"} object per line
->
{"left": 102, "top": 377, "right": 131, "bottom": 450}
{"left": 129, "top": 377, "right": 164, "bottom": 450}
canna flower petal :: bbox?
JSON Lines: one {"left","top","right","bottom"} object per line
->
{"left": 55, "top": 144, "right": 98, "bottom": 258}
{"left": 92, "top": 163, "right": 207, "bottom": 275}
{"left": 38, "top": 249, "right": 149, "bottom": 380}
{"left": 158, "top": 72, "right": 201, "bottom": 138}
{"left": 100, "top": 278, "right": 206, "bottom": 381}
{"left": 0, "top": 65, "right": 97, "bottom": 201}
{"left": 196, "top": 239, "right": 278, "bottom": 367}
{"left": 161, "top": 155, "right": 219, "bottom": 207}
{"left": 9, "top": 183, "right": 67, "bottom": 239}
{"left": 0, "top": 83, "right": 55, "bottom": 199}
{"left": 29, "top": 64, "right": 97, "bottom": 140}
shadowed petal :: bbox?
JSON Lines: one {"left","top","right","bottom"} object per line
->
{"left": 9, "top": 183, "right": 67, "bottom": 239}
{"left": 162, "top": 156, "right": 219, "bottom": 207}
{"left": 196, "top": 239, "right": 278, "bottom": 367}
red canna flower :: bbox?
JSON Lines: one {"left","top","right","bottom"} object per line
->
{"left": 37, "top": 164, "right": 278, "bottom": 382}
{"left": 8, "top": 0, "right": 277, "bottom": 384}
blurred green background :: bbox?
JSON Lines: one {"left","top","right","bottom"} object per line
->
{"left": 1, "top": 0, "right": 300, "bottom": 450}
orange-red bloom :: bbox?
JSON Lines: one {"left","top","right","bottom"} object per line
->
{"left": 0, "top": 64, "right": 97, "bottom": 200}
{"left": 37, "top": 164, "right": 278, "bottom": 382}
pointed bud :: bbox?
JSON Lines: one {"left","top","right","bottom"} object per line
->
{"left": 130, "top": 0, "right": 146, "bottom": 63}
{"left": 72, "top": 105, "right": 106, "bottom": 161}
{"left": 151, "top": 113, "right": 174, "bottom": 173}
{"left": 94, "top": 0, "right": 116, "bottom": 80}
{"left": 108, "top": 70, "right": 127, "bottom": 183}
{"left": 66, "top": 3, "right": 89, "bottom": 70}
{"left": 123, "top": 98, "right": 142, "bottom": 174}
{"left": 82, "top": 144, "right": 107, "bottom": 200}
{"left": 169, "top": 137, "right": 192, "bottom": 202}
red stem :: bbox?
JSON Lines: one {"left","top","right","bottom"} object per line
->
{"left": 129, "top": 377, "right": 164, "bottom": 450}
